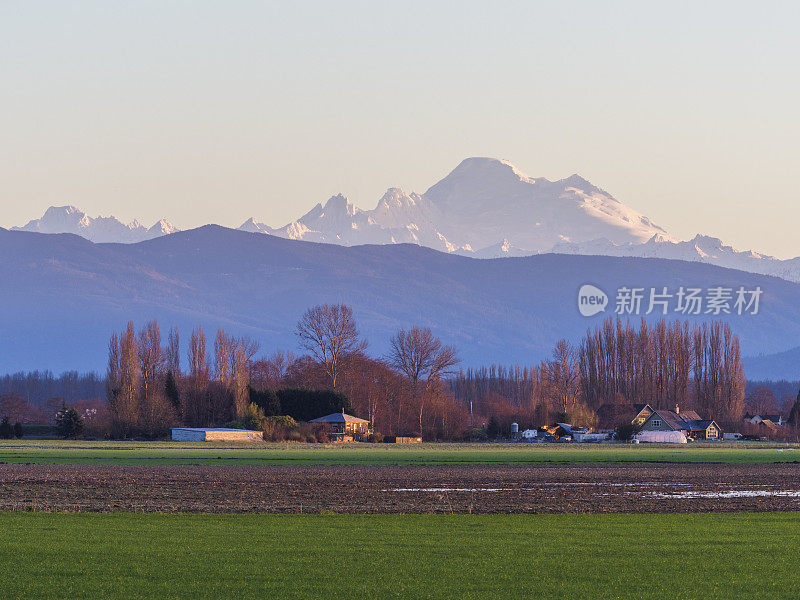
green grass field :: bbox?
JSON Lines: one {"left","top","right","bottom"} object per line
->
{"left": 1, "top": 439, "right": 799, "bottom": 466}
{"left": 0, "top": 512, "right": 797, "bottom": 599}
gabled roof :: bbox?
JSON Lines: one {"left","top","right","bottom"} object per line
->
{"left": 679, "top": 410, "right": 702, "bottom": 421}
{"left": 760, "top": 414, "right": 784, "bottom": 422}
{"left": 684, "top": 419, "right": 716, "bottom": 431}
{"left": 554, "top": 423, "right": 589, "bottom": 434}
{"left": 744, "top": 413, "right": 784, "bottom": 422}
{"left": 648, "top": 410, "right": 688, "bottom": 431}
{"left": 647, "top": 410, "right": 718, "bottom": 432}
{"left": 632, "top": 404, "right": 653, "bottom": 414}
{"left": 310, "top": 412, "right": 370, "bottom": 424}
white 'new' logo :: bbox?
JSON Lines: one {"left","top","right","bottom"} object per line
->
{"left": 578, "top": 284, "right": 608, "bottom": 317}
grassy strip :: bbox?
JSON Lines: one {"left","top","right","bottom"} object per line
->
{"left": 0, "top": 512, "right": 797, "bottom": 599}
{"left": 1, "top": 440, "right": 799, "bottom": 466}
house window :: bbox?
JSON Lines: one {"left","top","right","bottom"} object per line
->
{"left": 651, "top": 420, "right": 661, "bottom": 427}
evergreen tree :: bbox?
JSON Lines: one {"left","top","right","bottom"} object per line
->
{"left": 486, "top": 415, "right": 501, "bottom": 439}
{"left": 789, "top": 389, "right": 800, "bottom": 426}
{"left": 165, "top": 370, "right": 181, "bottom": 410}
{"left": 0, "top": 417, "right": 12, "bottom": 439}
{"left": 55, "top": 404, "right": 84, "bottom": 439}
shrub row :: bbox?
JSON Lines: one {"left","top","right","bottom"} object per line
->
{"left": 0, "top": 417, "right": 23, "bottom": 439}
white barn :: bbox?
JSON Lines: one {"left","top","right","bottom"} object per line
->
{"left": 171, "top": 427, "right": 264, "bottom": 442}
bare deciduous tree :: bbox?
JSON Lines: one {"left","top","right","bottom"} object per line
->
{"left": 231, "top": 341, "right": 250, "bottom": 418}
{"left": 214, "top": 329, "right": 233, "bottom": 386}
{"left": 185, "top": 326, "right": 210, "bottom": 424}
{"left": 389, "top": 326, "right": 459, "bottom": 435}
{"left": 166, "top": 326, "right": 180, "bottom": 375}
{"left": 746, "top": 386, "right": 779, "bottom": 415}
{"left": 251, "top": 350, "right": 296, "bottom": 389}
{"left": 110, "top": 321, "right": 141, "bottom": 437}
{"left": 546, "top": 339, "right": 580, "bottom": 414}
{"left": 296, "top": 304, "right": 367, "bottom": 390}
{"left": 138, "top": 320, "right": 164, "bottom": 403}
{"left": 389, "top": 327, "right": 460, "bottom": 387}
{"left": 212, "top": 331, "right": 258, "bottom": 418}
{"left": 188, "top": 326, "right": 209, "bottom": 387}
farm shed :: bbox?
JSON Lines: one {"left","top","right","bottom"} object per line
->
{"left": 310, "top": 411, "right": 371, "bottom": 441}
{"left": 171, "top": 428, "right": 264, "bottom": 442}
{"left": 573, "top": 432, "right": 609, "bottom": 443}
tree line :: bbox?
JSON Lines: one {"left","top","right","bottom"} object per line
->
{"left": 5, "top": 307, "right": 796, "bottom": 440}
{"left": 579, "top": 318, "right": 746, "bottom": 421}
{"left": 102, "top": 304, "right": 464, "bottom": 438}
{"left": 450, "top": 317, "right": 752, "bottom": 433}
{"left": 0, "top": 371, "right": 105, "bottom": 406}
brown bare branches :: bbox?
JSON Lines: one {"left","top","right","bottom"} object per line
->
{"left": 296, "top": 304, "right": 367, "bottom": 390}
{"left": 389, "top": 326, "right": 460, "bottom": 388}
{"left": 389, "top": 326, "right": 460, "bottom": 435}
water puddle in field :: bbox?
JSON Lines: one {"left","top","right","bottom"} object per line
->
{"left": 538, "top": 482, "right": 690, "bottom": 487}
{"left": 651, "top": 489, "right": 800, "bottom": 499}
{"left": 386, "top": 482, "right": 691, "bottom": 493}
{"left": 388, "top": 488, "right": 515, "bottom": 492}
{"left": 386, "top": 484, "right": 800, "bottom": 500}
{"left": 384, "top": 482, "right": 800, "bottom": 499}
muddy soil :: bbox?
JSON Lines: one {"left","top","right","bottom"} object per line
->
{"left": 2, "top": 463, "right": 800, "bottom": 513}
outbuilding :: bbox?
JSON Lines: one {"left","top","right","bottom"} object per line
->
{"left": 310, "top": 411, "right": 371, "bottom": 441}
{"left": 171, "top": 427, "right": 264, "bottom": 442}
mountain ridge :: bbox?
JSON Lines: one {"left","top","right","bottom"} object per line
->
{"left": 3, "top": 224, "right": 800, "bottom": 377}
{"left": 13, "top": 205, "right": 178, "bottom": 243}
{"left": 11, "top": 157, "right": 800, "bottom": 283}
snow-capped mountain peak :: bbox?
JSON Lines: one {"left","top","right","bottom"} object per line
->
{"left": 15, "top": 156, "right": 800, "bottom": 284}
{"left": 239, "top": 217, "right": 272, "bottom": 234}
{"left": 149, "top": 219, "right": 179, "bottom": 236}
{"left": 376, "top": 187, "right": 417, "bottom": 209}
{"left": 422, "top": 157, "right": 672, "bottom": 252}
{"left": 550, "top": 231, "right": 800, "bottom": 283}
{"left": 446, "top": 156, "right": 539, "bottom": 185}
{"left": 38, "top": 205, "right": 93, "bottom": 229}
{"left": 13, "top": 206, "right": 179, "bottom": 243}
{"left": 293, "top": 194, "right": 363, "bottom": 239}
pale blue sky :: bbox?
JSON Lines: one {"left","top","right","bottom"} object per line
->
{"left": 1, "top": 1, "right": 798, "bottom": 256}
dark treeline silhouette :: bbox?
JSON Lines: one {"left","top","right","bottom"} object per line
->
{"left": 0, "top": 371, "right": 105, "bottom": 406}
{"left": 745, "top": 380, "right": 799, "bottom": 411}
{"left": 249, "top": 388, "right": 350, "bottom": 422}
{"left": 0, "top": 372, "right": 107, "bottom": 431}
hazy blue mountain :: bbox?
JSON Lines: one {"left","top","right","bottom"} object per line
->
{"left": 743, "top": 348, "right": 800, "bottom": 381}
{"left": 2, "top": 225, "right": 800, "bottom": 376}
{"left": 15, "top": 159, "right": 800, "bottom": 286}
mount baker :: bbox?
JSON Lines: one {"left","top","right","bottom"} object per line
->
{"left": 12, "top": 157, "right": 800, "bottom": 282}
